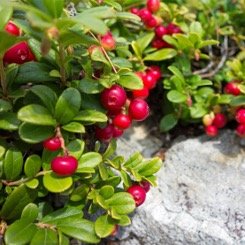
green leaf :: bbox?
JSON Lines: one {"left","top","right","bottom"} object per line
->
{"left": 43, "top": 172, "right": 73, "bottom": 193}
{"left": 117, "top": 12, "right": 140, "bottom": 21}
{"left": 120, "top": 170, "right": 132, "bottom": 188}
{"left": 198, "top": 39, "right": 219, "bottom": 49}
{"left": 62, "top": 122, "right": 85, "bottom": 133}
{"left": 19, "top": 123, "right": 54, "bottom": 144}
{"left": 4, "top": 219, "right": 37, "bottom": 245}
{"left": 30, "top": 85, "right": 57, "bottom": 114}
{"left": 0, "top": 99, "right": 12, "bottom": 113}
{"left": 160, "top": 114, "right": 178, "bottom": 132}
{"left": 57, "top": 218, "right": 100, "bottom": 244}
{"left": 42, "top": 207, "right": 83, "bottom": 225}
{"left": 190, "top": 104, "right": 208, "bottom": 118}
{"left": 78, "top": 152, "right": 102, "bottom": 170}
{"left": 55, "top": 88, "right": 81, "bottom": 125}
{"left": 3, "top": 149, "right": 23, "bottom": 181}
{"left": 103, "top": 139, "right": 117, "bottom": 159}
{"left": 137, "top": 158, "right": 163, "bottom": 177}
{"left": 0, "top": 112, "right": 20, "bottom": 131}
{"left": 144, "top": 48, "right": 177, "bottom": 61}
{"left": 43, "top": 0, "right": 64, "bottom": 18}
{"left": 0, "top": 185, "right": 37, "bottom": 220}
{"left": 106, "top": 192, "right": 135, "bottom": 215}
{"left": 78, "top": 78, "right": 103, "bottom": 94}
{"left": 83, "top": 6, "right": 116, "bottom": 19}
{"left": 66, "top": 139, "right": 85, "bottom": 160}
{"left": 230, "top": 95, "right": 245, "bottom": 106}
{"left": 74, "top": 110, "right": 107, "bottom": 123}
{"left": 24, "top": 155, "right": 42, "bottom": 178}
{"left": 189, "top": 21, "right": 204, "bottom": 37}
{"left": 21, "top": 203, "right": 39, "bottom": 222}
{"left": 136, "top": 32, "right": 155, "bottom": 53}
{"left": 123, "top": 152, "right": 143, "bottom": 168}
{"left": 0, "top": 0, "right": 13, "bottom": 30}
{"left": 25, "top": 179, "right": 39, "bottom": 189}
{"left": 95, "top": 215, "right": 115, "bottom": 238}
{"left": 118, "top": 215, "right": 131, "bottom": 226}
{"left": 0, "top": 31, "right": 19, "bottom": 55}
{"left": 118, "top": 72, "right": 143, "bottom": 90}
{"left": 168, "top": 66, "right": 185, "bottom": 83}
{"left": 99, "top": 185, "right": 114, "bottom": 199}
{"left": 174, "top": 34, "right": 193, "bottom": 49}
{"left": 167, "top": 90, "right": 187, "bottom": 103}
{"left": 18, "top": 104, "right": 56, "bottom": 126}
{"left": 30, "top": 228, "right": 58, "bottom": 245}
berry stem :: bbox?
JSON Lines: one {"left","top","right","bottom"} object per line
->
{"left": 56, "top": 126, "right": 69, "bottom": 156}
{"left": 58, "top": 42, "right": 67, "bottom": 86}
{"left": 0, "top": 56, "right": 7, "bottom": 97}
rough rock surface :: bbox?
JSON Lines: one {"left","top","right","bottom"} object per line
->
{"left": 115, "top": 129, "right": 245, "bottom": 245}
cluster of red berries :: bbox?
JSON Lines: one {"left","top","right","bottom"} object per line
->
{"left": 95, "top": 84, "right": 150, "bottom": 141}
{"left": 43, "top": 136, "right": 78, "bottom": 176}
{"left": 3, "top": 21, "right": 35, "bottom": 64}
{"left": 130, "top": 0, "right": 182, "bottom": 49}
{"left": 235, "top": 108, "right": 245, "bottom": 137}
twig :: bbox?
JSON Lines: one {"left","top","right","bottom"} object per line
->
{"left": 0, "top": 57, "right": 7, "bottom": 97}
{"left": 56, "top": 126, "right": 68, "bottom": 156}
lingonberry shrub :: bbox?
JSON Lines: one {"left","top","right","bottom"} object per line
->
{"left": 0, "top": 1, "right": 162, "bottom": 244}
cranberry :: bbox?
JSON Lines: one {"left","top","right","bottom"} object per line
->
{"left": 142, "top": 72, "right": 157, "bottom": 89}
{"left": 113, "top": 114, "right": 131, "bottom": 130}
{"left": 202, "top": 114, "right": 214, "bottom": 126}
{"left": 95, "top": 124, "right": 114, "bottom": 142}
{"left": 224, "top": 82, "right": 241, "bottom": 96}
{"left": 51, "top": 155, "right": 78, "bottom": 176}
{"left": 130, "top": 8, "right": 139, "bottom": 15}
{"left": 127, "top": 184, "right": 146, "bottom": 207}
{"left": 100, "top": 85, "right": 127, "bottom": 111}
{"left": 3, "top": 42, "right": 35, "bottom": 64}
{"left": 145, "top": 16, "right": 158, "bottom": 28}
{"left": 213, "top": 113, "right": 227, "bottom": 129}
{"left": 205, "top": 125, "right": 218, "bottom": 137}
{"left": 236, "top": 124, "right": 245, "bottom": 137}
{"left": 140, "top": 181, "right": 151, "bottom": 193}
{"left": 152, "top": 37, "right": 171, "bottom": 49}
{"left": 107, "top": 109, "right": 122, "bottom": 118}
{"left": 146, "top": 0, "right": 160, "bottom": 13}
{"left": 167, "top": 23, "right": 182, "bottom": 34}
{"left": 112, "top": 126, "right": 124, "bottom": 138}
{"left": 235, "top": 109, "right": 245, "bottom": 124}
{"left": 100, "top": 32, "right": 116, "bottom": 51}
{"left": 147, "top": 66, "right": 161, "bottom": 80}
{"left": 5, "top": 21, "right": 20, "bottom": 36}
{"left": 155, "top": 25, "right": 168, "bottom": 38}
{"left": 129, "top": 99, "right": 150, "bottom": 121}
{"left": 132, "top": 86, "right": 149, "bottom": 99}
{"left": 43, "top": 137, "right": 62, "bottom": 151}
{"left": 138, "top": 8, "right": 152, "bottom": 22}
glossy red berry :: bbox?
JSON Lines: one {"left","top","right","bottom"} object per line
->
{"left": 236, "top": 124, "right": 245, "bottom": 137}
{"left": 155, "top": 25, "right": 168, "bottom": 38}
{"left": 140, "top": 181, "right": 151, "bottom": 193}
{"left": 147, "top": 66, "right": 161, "bottom": 80}
{"left": 205, "top": 125, "right": 218, "bottom": 137}
{"left": 5, "top": 21, "right": 20, "bottom": 36}
{"left": 100, "top": 32, "right": 116, "bottom": 51}
{"left": 145, "top": 16, "right": 158, "bottom": 28}
{"left": 224, "top": 82, "right": 241, "bottom": 96}
{"left": 142, "top": 72, "right": 157, "bottom": 89}
{"left": 152, "top": 37, "right": 171, "bottom": 49}
{"left": 95, "top": 124, "right": 114, "bottom": 142}
{"left": 100, "top": 85, "right": 127, "bottom": 111}
{"left": 130, "top": 8, "right": 139, "bottom": 15}
{"left": 147, "top": 0, "right": 160, "bottom": 13}
{"left": 113, "top": 114, "right": 131, "bottom": 130}
{"left": 51, "top": 155, "right": 78, "bottom": 176}
{"left": 167, "top": 23, "right": 182, "bottom": 34}
{"left": 235, "top": 109, "right": 245, "bottom": 124}
{"left": 213, "top": 113, "right": 227, "bottom": 129}
{"left": 43, "top": 137, "right": 62, "bottom": 151}
{"left": 129, "top": 99, "right": 150, "bottom": 121}
{"left": 112, "top": 126, "right": 124, "bottom": 138}
{"left": 127, "top": 184, "right": 146, "bottom": 207}
{"left": 132, "top": 86, "right": 149, "bottom": 99}
{"left": 3, "top": 42, "right": 35, "bottom": 64}
{"left": 107, "top": 109, "right": 122, "bottom": 118}
{"left": 138, "top": 8, "right": 152, "bottom": 22}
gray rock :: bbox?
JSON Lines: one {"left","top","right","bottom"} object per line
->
{"left": 115, "top": 130, "right": 245, "bottom": 245}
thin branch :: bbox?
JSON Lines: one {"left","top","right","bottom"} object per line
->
{"left": 0, "top": 57, "right": 7, "bottom": 97}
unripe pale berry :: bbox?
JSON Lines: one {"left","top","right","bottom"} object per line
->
{"left": 205, "top": 125, "right": 218, "bottom": 137}
{"left": 127, "top": 184, "right": 146, "bottom": 207}
{"left": 235, "top": 109, "right": 245, "bottom": 124}
{"left": 51, "top": 156, "right": 78, "bottom": 176}
{"left": 129, "top": 99, "right": 150, "bottom": 121}
{"left": 113, "top": 113, "right": 131, "bottom": 130}
{"left": 100, "top": 32, "right": 116, "bottom": 51}
{"left": 146, "top": 0, "right": 161, "bottom": 13}
{"left": 213, "top": 113, "right": 227, "bottom": 129}
{"left": 100, "top": 85, "right": 127, "bottom": 111}
{"left": 202, "top": 113, "right": 214, "bottom": 126}
{"left": 43, "top": 137, "right": 62, "bottom": 151}
{"left": 224, "top": 82, "right": 241, "bottom": 96}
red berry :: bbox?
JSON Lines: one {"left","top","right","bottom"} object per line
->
{"left": 213, "top": 113, "right": 227, "bottom": 129}
{"left": 138, "top": 8, "right": 152, "bottom": 22}
{"left": 51, "top": 155, "right": 78, "bottom": 176}
{"left": 107, "top": 109, "right": 122, "bottom": 118}
{"left": 205, "top": 125, "right": 218, "bottom": 137}
{"left": 43, "top": 137, "right": 62, "bottom": 151}
{"left": 224, "top": 82, "right": 241, "bottom": 96}
{"left": 155, "top": 25, "right": 168, "bottom": 38}
{"left": 142, "top": 72, "right": 157, "bottom": 89}
{"left": 3, "top": 41, "right": 35, "bottom": 64}
{"left": 145, "top": 16, "right": 158, "bottom": 28}
{"left": 100, "top": 32, "right": 116, "bottom": 51}
{"left": 95, "top": 124, "right": 114, "bottom": 142}
{"left": 236, "top": 124, "right": 245, "bottom": 137}
{"left": 147, "top": 66, "right": 161, "bottom": 80}
{"left": 100, "top": 85, "right": 127, "bottom": 111}
{"left": 132, "top": 86, "right": 149, "bottom": 99}
{"left": 152, "top": 37, "right": 171, "bottom": 49}
{"left": 147, "top": 0, "right": 160, "bottom": 13}
{"left": 130, "top": 8, "right": 139, "bottom": 15}
{"left": 167, "top": 23, "right": 182, "bottom": 34}
{"left": 129, "top": 99, "right": 150, "bottom": 121}
{"left": 112, "top": 126, "right": 124, "bottom": 138}
{"left": 127, "top": 184, "right": 146, "bottom": 207}
{"left": 5, "top": 21, "right": 20, "bottom": 36}
{"left": 235, "top": 109, "right": 245, "bottom": 124}
{"left": 113, "top": 113, "right": 131, "bottom": 130}
{"left": 140, "top": 181, "right": 151, "bottom": 193}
